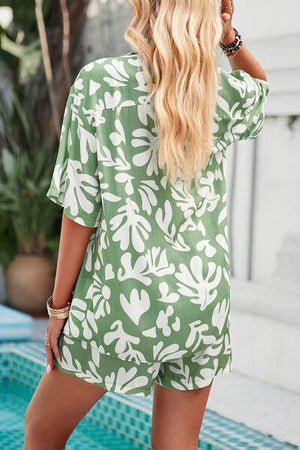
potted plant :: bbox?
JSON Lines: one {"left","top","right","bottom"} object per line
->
{"left": 0, "top": 0, "right": 88, "bottom": 312}
{"left": 0, "top": 145, "right": 60, "bottom": 313}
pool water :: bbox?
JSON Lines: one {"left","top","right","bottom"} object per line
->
{"left": 0, "top": 341, "right": 297, "bottom": 450}
{"left": 0, "top": 379, "right": 139, "bottom": 449}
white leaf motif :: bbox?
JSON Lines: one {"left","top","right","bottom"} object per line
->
{"left": 120, "top": 288, "right": 151, "bottom": 326}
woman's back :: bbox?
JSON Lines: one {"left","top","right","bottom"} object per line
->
{"left": 46, "top": 50, "right": 269, "bottom": 365}
{"left": 26, "top": 3, "right": 272, "bottom": 444}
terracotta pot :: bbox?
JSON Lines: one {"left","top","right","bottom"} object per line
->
{"left": 5, "top": 254, "right": 55, "bottom": 314}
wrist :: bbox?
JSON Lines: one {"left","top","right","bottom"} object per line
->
{"left": 52, "top": 293, "right": 73, "bottom": 309}
{"left": 219, "top": 27, "right": 243, "bottom": 57}
{"left": 52, "top": 301, "right": 69, "bottom": 309}
{"left": 220, "top": 28, "right": 236, "bottom": 45}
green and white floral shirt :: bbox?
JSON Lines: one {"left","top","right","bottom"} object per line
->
{"left": 47, "top": 51, "right": 270, "bottom": 364}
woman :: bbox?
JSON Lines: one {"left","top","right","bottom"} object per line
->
{"left": 25, "top": 0, "right": 269, "bottom": 448}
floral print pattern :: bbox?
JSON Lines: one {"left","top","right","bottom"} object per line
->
{"left": 47, "top": 51, "right": 270, "bottom": 395}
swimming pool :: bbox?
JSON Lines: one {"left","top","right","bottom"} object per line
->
{"left": 0, "top": 341, "right": 296, "bottom": 449}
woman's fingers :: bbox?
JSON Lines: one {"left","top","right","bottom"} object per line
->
{"left": 220, "top": 0, "right": 234, "bottom": 38}
{"left": 221, "top": 0, "right": 234, "bottom": 20}
{"left": 221, "top": 12, "right": 231, "bottom": 21}
{"left": 45, "top": 344, "right": 54, "bottom": 372}
{"left": 221, "top": 0, "right": 234, "bottom": 13}
{"left": 45, "top": 334, "right": 62, "bottom": 373}
{"left": 45, "top": 318, "right": 65, "bottom": 373}
{"left": 45, "top": 327, "right": 54, "bottom": 372}
{"left": 51, "top": 335, "right": 62, "bottom": 363}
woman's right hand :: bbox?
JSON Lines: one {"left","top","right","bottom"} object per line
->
{"left": 45, "top": 317, "right": 67, "bottom": 373}
{"left": 220, "top": 0, "right": 235, "bottom": 44}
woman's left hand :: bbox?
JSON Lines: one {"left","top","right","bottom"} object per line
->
{"left": 220, "top": 0, "right": 235, "bottom": 44}
{"left": 45, "top": 317, "right": 67, "bottom": 373}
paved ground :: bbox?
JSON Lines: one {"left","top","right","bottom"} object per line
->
{"left": 208, "top": 371, "right": 300, "bottom": 447}
{"left": 33, "top": 317, "right": 300, "bottom": 447}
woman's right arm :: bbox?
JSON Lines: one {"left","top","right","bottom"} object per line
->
{"left": 45, "top": 213, "right": 94, "bottom": 372}
{"left": 52, "top": 213, "right": 94, "bottom": 309}
{"left": 44, "top": 65, "right": 102, "bottom": 373}
{"left": 220, "top": 0, "right": 268, "bottom": 81}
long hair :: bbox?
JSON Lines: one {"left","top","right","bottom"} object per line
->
{"left": 124, "top": 0, "right": 224, "bottom": 191}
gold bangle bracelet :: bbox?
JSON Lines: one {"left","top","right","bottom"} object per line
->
{"left": 46, "top": 295, "right": 71, "bottom": 319}
{"left": 49, "top": 310, "right": 70, "bottom": 319}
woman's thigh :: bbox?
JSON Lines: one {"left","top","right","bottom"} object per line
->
{"left": 24, "top": 366, "right": 107, "bottom": 449}
{"left": 151, "top": 380, "right": 213, "bottom": 450}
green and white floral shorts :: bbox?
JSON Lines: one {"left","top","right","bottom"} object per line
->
{"left": 53, "top": 333, "right": 232, "bottom": 397}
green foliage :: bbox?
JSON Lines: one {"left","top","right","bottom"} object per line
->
{"left": 0, "top": 145, "right": 61, "bottom": 263}
{"left": 0, "top": 209, "right": 17, "bottom": 267}
{"left": 0, "top": 0, "right": 53, "bottom": 82}
{"left": 1, "top": 32, "right": 41, "bottom": 84}
{"left": 0, "top": 90, "right": 40, "bottom": 156}
{"left": 0, "top": 1, "right": 53, "bottom": 36}
{"left": 0, "top": 0, "right": 81, "bottom": 267}
{"left": 0, "top": 90, "right": 61, "bottom": 266}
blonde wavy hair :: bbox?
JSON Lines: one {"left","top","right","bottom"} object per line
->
{"left": 125, "top": 0, "right": 224, "bottom": 191}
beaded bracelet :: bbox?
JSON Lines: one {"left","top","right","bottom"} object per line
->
{"left": 219, "top": 27, "right": 243, "bottom": 57}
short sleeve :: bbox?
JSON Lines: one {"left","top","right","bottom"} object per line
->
{"left": 46, "top": 69, "right": 102, "bottom": 228}
{"left": 217, "top": 68, "right": 270, "bottom": 145}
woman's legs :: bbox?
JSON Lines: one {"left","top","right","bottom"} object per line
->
{"left": 151, "top": 380, "right": 213, "bottom": 450}
{"left": 25, "top": 365, "right": 213, "bottom": 450}
{"left": 24, "top": 367, "right": 107, "bottom": 450}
